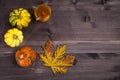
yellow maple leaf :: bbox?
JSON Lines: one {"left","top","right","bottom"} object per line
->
{"left": 39, "top": 40, "right": 75, "bottom": 74}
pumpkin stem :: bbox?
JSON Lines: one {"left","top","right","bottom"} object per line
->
{"left": 17, "top": 15, "right": 22, "bottom": 19}
{"left": 20, "top": 53, "right": 24, "bottom": 59}
{"left": 13, "top": 34, "right": 18, "bottom": 39}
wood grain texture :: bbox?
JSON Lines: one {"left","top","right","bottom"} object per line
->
{"left": 0, "top": 53, "right": 120, "bottom": 80}
{"left": 0, "top": 0, "right": 120, "bottom": 80}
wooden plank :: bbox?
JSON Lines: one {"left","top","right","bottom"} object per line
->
{"left": 0, "top": 1, "right": 120, "bottom": 54}
{"left": 1, "top": 41, "right": 120, "bottom": 54}
{"left": 1, "top": 0, "right": 120, "bottom": 80}
{"left": 0, "top": 53, "right": 120, "bottom": 80}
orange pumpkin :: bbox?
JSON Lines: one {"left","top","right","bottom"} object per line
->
{"left": 15, "top": 46, "right": 36, "bottom": 67}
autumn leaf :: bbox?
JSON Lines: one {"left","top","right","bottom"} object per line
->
{"left": 39, "top": 40, "right": 75, "bottom": 74}
{"left": 62, "top": 55, "right": 75, "bottom": 63}
{"left": 44, "top": 40, "right": 53, "bottom": 57}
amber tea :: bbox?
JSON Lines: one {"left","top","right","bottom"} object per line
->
{"left": 34, "top": 4, "right": 51, "bottom": 22}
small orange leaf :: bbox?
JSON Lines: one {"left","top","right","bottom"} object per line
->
{"left": 44, "top": 40, "right": 53, "bottom": 57}
{"left": 62, "top": 55, "right": 75, "bottom": 63}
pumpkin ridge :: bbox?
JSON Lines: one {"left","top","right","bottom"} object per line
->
{"left": 15, "top": 46, "right": 37, "bottom": 67}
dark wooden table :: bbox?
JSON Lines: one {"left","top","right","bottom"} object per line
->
{"left": 0, "top": 0, "right": 120, "bottom": 80}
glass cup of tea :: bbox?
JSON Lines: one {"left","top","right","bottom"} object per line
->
{"left": 33, "top": 4, "right": 51, "bottom": 22}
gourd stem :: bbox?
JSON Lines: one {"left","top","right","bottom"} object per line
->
{"left": 13, "top": 34, "right": 18, "bottom": 39}
{"left": 18, "top": 15, "right": 22, "bottom": 19}
{"left": 16, "top": 14, "right": 22, "bottom": 19}
{"left": 20, "top": 54, "right": 24, "bottom": 59}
